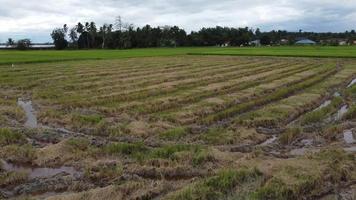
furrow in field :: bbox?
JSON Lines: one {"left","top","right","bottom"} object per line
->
{"left": 236, "top": 67, "right": 356, "bottom": 128}
{"left": 124, "top": 62, "right": 318, "bottom": 116}
{"left": 82, "top": 60, "right": 273, "bottom": 94}
{"left": 64, "top": 60, "right": 270, "bottom": 94}
{"left": 200, "top": 66, "right": 338, "bottom": 126}
{"left": 57, "top": 57, "right": 256, "bottom": 86}
{"left": 1, "top": 57, "right": 210, "bottom": 86}
{"left": 156, "top": 63, "right": 323, "bottom": 124}
{"left": 91, "top": 61, "right": 300, "bottom": 107}
{"left": 74, "top": 60, "right": 280, "bottom": 98}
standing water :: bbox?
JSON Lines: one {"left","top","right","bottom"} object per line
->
{"left": 335, "top": 105, "right": 349, "bottom": 120}
{"left": 260, "top": 135, "right": 277, "bottom": 146}
{"left": 314, "top": 100, "right": 331, "bottom": 111}
{"left": 17, "top": 99, "right": 37, "bottom": 128}
{"left": 343, "top": 130, "right": 355, "bottom": 144}
{"left": 347, "top": 78, "right": 356, "bottom": 88}
{"left": 1, "top": 160, "right": 80, "bottom": 179}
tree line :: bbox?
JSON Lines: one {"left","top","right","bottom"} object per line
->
{"left": 50, "top": 17, "right": 356, "bottom": 49}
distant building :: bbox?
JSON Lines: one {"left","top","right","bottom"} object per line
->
{"left": 295, "top": 39, "right": 316, "bottom": 45}
{"left": 220, "top": 42, "right": 230, "bottom": 47}
{"left": 320, "top": 38, "right": 349, "bottom": 46}
{"left": 249, "top": 39, "right": 261, "bottom": 46}
{"left": 280, "top": 39, "right": 289, "bottom": 45}
{"left": 338, "top": 40, "right": 347, "bottom": 46}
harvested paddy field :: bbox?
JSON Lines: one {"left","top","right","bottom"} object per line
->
{"left": 0, "top": 55, "right": 356, "bottom": 199}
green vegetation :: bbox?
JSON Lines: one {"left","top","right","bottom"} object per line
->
{"left": 160, "top": 127, "right": 188, "bottom": 140}
{"left": 84, "top": 162, "right": 123, "bottom": 182}
{"left": 192, "top": 46, "right": 356, "bottom": 58}
{"left": 323, "top": 124, "right": 344, "bottom": 141}
{"left": 167, "top": 168, "right": 262, "bottom": 200}
{"left": 0, "top": 171, "right": 28, "bottom": 187}
{"left": 2, "top": 46, "right": 356, "bottom": 65}
{"left": 279, "top": 128, "right": 301, "bottom": 145}
{"left": 0, "top": 48, "right": 211, "bottom": 65}
{"left": 344, "top": 105, "right": 356, "bottom": 120}
{"left": 0, "top": 128, "right": 26, "bottom": 146}
{"left": 0, "top": 144, "right": 36, "bottom": 163}
{"left": 253, "top": 149, "right": 355, "bottom": 200}
{"left": 103, "top": 142, "right": 211, "bottom": 166}
{"left": 301, "top": 96, "right": 343, "bottom": 125}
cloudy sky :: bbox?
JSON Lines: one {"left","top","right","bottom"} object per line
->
{"left": 0, "top": 0, "right": 356, "bottom": 42}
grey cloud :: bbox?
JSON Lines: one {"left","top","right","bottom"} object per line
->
{"left": 0, "top": 0, "right": 355, "bottom": 42}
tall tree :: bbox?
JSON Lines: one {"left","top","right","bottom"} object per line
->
{"left": 16, "top": 39, "right": 31, "bottom": 50}
{"left": 51, "top": 27, "right": 68, "bottom": 50}
{"left": 69, "top": 27, "right": 78, "bottom": 47}
{"left": 6, "top": 38, "right": 15, "bottom": 47}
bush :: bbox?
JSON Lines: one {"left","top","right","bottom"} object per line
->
{"left": 16, "top": 39, "right": 31, "bottom": 50}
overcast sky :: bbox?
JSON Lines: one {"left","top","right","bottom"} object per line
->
{"left": 0, "top": 0, "right": 356, "bottom": 43}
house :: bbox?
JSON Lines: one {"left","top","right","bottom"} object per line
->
{"left": 280, "top": 39, "right": 289, "bottom": 45}
{"left": 249, "top": 40, "right": 261, "bottom": 46}
{"left": 339, "top": 40, "right": 347, "bottom": 46}
{"left": 220, "top": 42, "right": 230, "bottom": 47}
{"left": 320, "top": 38, "right": 349, "bottom": 46}
{"left": 295, "top": 39, "right": 316, "bottom": 45}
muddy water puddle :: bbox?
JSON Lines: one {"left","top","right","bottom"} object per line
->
{"left": 347, "top": 78, "right": 356, "bottom": 88}
{"left": 314, "top": 100, "right": 331, "bottom": 111}
{"left": 343, "top": 130, "right": 355, "bottom": 144}
{"left": 333, "top": 92, "right": 341, "bottom": 97}
{"left": 336, "top": 105, "right": 349, "bottom": 120}
{"left": 344, "top": 146, "right": 356, "bottom": 152}
{"left": 1, "top": 160, "right": 81, "bottom": 179}
{"left": 17, "top": 98, "right": 78, "bottom": 137}
{"left": 259, "top": 135, "right": 277, "bottom": 146}
{"left": 17, "top": 99, "right": 37, "bottom": 128}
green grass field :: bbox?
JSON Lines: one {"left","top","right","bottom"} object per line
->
{"left": 1, "top": 46, "right": 356, "bottom": 65}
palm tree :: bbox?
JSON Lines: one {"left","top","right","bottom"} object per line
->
{"left": 6, "top": 38, "right": 15, "bottom": 47}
